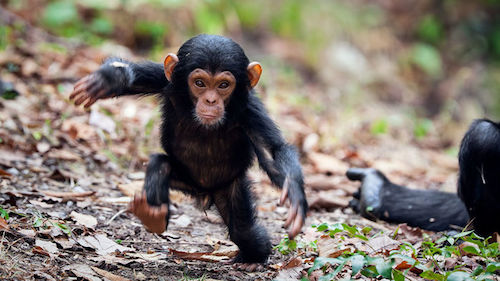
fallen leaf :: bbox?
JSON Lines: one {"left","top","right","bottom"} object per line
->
{"left": 0, "top": 217, "right": 9, "bottom": 230}
{"left": 63, "top": 264, "right": 101, "bottom": 281}
{"left": 169, "top": 249, "right": 232, "bottom": 262}
{"left": 91, "top": 266, "right": 131, "bottom": 281}
{"left": 70, "top": 211, "right": 98, "bottom": 228}
{"left": 308, "top": 152, "right": 349, "bottom": 175}
{"left": 118, "top": 181, "right": 143, "bottom": 197}
{"left": 0, "top": 168, "right": 12, "bottom": 177}
{"left": 170, "top": 214, "right": 192, "bottom": 228}
{"left": 308, "top": 193, "right": 350, "bottom": 210}
{"left": 29, "top": 200, "right": 54, "bottom": 208}
{"left": 41, "top": 190, "right": 95, "bottom": 199}
{"left": 32, "top": 246, "right": 51, "bottom": 258}
{"left": 282, "top": 257, "right": 303, "bottom": 269}
{"left": 46, "top": 149, "right": 81, "bottom": 161}
{"left": 35, "top": 239, "right": 59, "bottom": 254}
{"left": 77, "top": 234, "right": 134, "bottom": 255}
{"left": 54, "top": 237, "right": 76, "bottom": 249}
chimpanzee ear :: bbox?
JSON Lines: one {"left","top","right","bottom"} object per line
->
{"left": 164, "top": 53, "right": 179, "bottom": 82}
{"left": 247, "top": 62, "right": 262, "bottom": 88}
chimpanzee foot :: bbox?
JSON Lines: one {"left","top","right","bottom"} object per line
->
{"left": 128, "top": 191, "right": 168, "bottom": 234}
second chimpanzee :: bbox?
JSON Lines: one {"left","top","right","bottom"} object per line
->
{"left": 70, "top": 34, "right": 308, "bottom": 268}
{"left": 348, "top": 119, "right": 500, "bottom": 237}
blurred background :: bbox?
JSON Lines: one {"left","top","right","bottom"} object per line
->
{"left": 1, "top": 0, "right": 500, "bottom": 177}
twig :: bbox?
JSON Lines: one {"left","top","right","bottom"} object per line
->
{"left": 106, "top": 209, "right": 127, "bottom": 225}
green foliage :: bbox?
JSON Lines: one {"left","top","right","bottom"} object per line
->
{"left": 411, "top": 43, "right": 443, "bottom": 78}
{"left": 371, "top": 119, "right": 389, "bottom": 135}
{"left": 277, "top": 223, "right": 499, "bottom": 280}
{"left": 0, "top": 25, "right": 12, "bottom": 51}
{"left": 42, "top": 1, "right": 79, "bottom": 28}
{"left": 413, "top": 118, "right": 433, "bottom": 139}
{"left": 274, "top": 234, "right": 318, "bottom": 255}
{"left": 32, "top": 210, "right": 71, "bottom": 235}
{"left": 0, "top": 207, "right": 10, "bottom": 220}
{"left": 417, "top": 14, "right": 444, "bottom": 45}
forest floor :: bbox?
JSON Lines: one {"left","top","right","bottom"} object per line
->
{"left": 0, "top": 15, "right": 496, "bottom": 281}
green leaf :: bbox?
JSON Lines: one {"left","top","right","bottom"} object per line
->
{"left": 420, "top": 270, "right": 445, "bottom": 281}
{"left": 447, "top": 271, "right": 473, "bottom": 281}
{"left": 416, "top": 14, "right": 444, "bottom": 44}
{"left": 0, "top": 207, "right": 9, "bottom": 220}
{"left": 350, "top": 254, "right": 366, "bottom": 275}
{"left": 32, "top": 131, "right": 42, "bottom": 141}
{"left": 371, "top": 119, "right": 388, "bottom": 135}
{"left": 308, "top": 257, "right": 343, "bottom": 275}
{"left": 361, "top": 226, "right": 372, "bottom": 235}
{"left": 374, "top": 258, "right": 394, "bottom": 279}
{"left": 316, "top": 223, "right": 329, "bottom": 232}
{"left": 486, "top": 262, "right": 500, "bottom": 273}
{"left": 42, "top": 1, "right": 79, "bottom": 28}
{"left": 54, "top": 223, "right": 71, "bottom": 235}
{"left": 471, "top": 265, "right": 484, "bottom": 277}
{"left": 392, "top": 269, "right": 405, "bottom": 281}
{"left": 410, "top": 43, "right": 442, "bottom": 78}
{"left": 453, "top": 230, "right": 473, "bottom": 239}
{"left": 461, "top": 246, "right": 480, "bottom": 256}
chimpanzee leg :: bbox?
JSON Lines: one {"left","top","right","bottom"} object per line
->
{"left": 144, "top": 153, "right": 171, "bottom": 207}
{"left": 212, "top": 176, "right": 271, "bottom": 264}
{"left": 347, "top": 168, "right": 469, "bottom": 232}
{"left": 129, "top": 153, "right": 171, "bottom": 234}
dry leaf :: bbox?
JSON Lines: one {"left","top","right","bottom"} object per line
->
{"left": 63, "top": 264, "right": 101, "bottom": 281}
{"left": 169, "top": 249, "right": 232, "bottom": 262}
{"left": 0, "top": 168, "right": 12, "bottom": 177}
{"left": 70, "top": 211, "right": 98, "bottom": 228}
{"left": 91, "top": 266, "right": 131, "bottom": 281}
{"left": 32, "top": 246, "right": 51, "bottom": 258}
{"left": 118, "top": 181, "right": 143, "bottom": 197}
{"left": 46, "top": 149, "right": 81, "bottom": 161}
{"left": 308, "top": 152, "right": 349, "bottom": 175}
{"left": 41, "top": 190, "right": 95, "bottom": 199}
{"left": 0, "top": 217, "right": 9, "bottom": 230}
{"left": 35, "top": 239, "right": 59, "bottom": 254}
{"left": 77, "top": 234, "right": 134, "bottom": 255}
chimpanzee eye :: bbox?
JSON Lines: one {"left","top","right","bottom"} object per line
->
{"left": 195, "top": 79, "right": 205, "bottom": 87}
{"left": 219, "top": 81, "right": 229, "bottom": 89}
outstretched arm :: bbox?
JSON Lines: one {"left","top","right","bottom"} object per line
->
{"left": 243, "top": 94, "right": 308, "bottom": 239}
{"left": 70, "top": 57, "right": 168, "bottom": 108}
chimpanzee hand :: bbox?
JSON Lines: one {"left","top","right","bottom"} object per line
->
{"left": 279, "top": 177, "right": 307, "bottom": 239}
{"left": 70, "top": 61, "right": 132, "bottom": 108}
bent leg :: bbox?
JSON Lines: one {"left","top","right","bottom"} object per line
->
{"left": 347, "top": 168, "right": 469, "bottom": 231}
{"left": 212, "top": 176, "right": 271, "bottom": 266}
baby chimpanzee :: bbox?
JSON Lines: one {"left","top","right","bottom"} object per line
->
{"left": 70, "top": 34, "right": 308, "bottom": 270}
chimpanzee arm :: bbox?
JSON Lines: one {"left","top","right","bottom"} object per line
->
{"left": 70, "top": 57, "right": 167, "bottom": 108}
{"left": 243, "top": 94, "right": 308, "bottom": 238}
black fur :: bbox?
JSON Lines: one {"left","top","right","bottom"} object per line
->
{"left": 86, "top": 34, "right": 307, "bottom": 263}
{"left": 347, "top": 168, "right": 469, "bottom": 231}
{"left": 458, "top": 119, "right": 500, "bottom": 236}
{"left": 348, "top": 119, "right": 500, "bottom": 236}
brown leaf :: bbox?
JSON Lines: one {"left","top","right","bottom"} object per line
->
{"left": 118, "top": 181, "right": 143, "bottom": 197}
{"left": 91, "top": 266, "right": 131, "bottom": 281}
{"left": 0, "top": 168, "right": 12, "bottom": 178}
{"left": 0, "top": 217, "right": 9, "bottom": 231}
{"left": 32, "top": 246, "right": 51, "bottom": 257}
{"left": 46, "top": 149, "right": 81, "bottom": 161}
{"left": 308, "top": 152, "right": 349, "bottom": 176}
{"left": 41, "top": 190, "right": 95, "bottom": 199}
{"left": 308, "top": 193, "right": 350, "bottom": 210}
{"left": 169, "top": 249, "right": 232, "bottom": 262}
